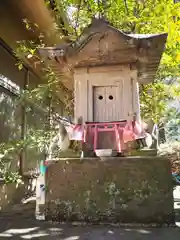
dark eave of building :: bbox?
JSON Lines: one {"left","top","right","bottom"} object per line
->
{"left": 0, "top": 0, "right": 71, "bottom": 83}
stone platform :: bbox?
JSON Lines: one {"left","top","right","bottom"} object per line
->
{"left": 43, "top": 156, "right": 174, "bottom": 224}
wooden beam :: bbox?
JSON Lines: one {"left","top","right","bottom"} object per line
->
{"left": 19, "top": 69, "right": 29, "bottom": 175}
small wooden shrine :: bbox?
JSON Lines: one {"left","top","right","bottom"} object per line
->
{"left": 39, "top": 18, "right": 167, "bottom": 155}
{"left": 37, "top": 20, "right": 174, "bottom": 224}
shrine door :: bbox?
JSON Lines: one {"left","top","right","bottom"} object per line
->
{"left": 93, "top": 85, "right": 121, "bottom": 122}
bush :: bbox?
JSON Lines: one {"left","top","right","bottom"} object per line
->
{"left": 158, "top": 141, "right": 180, "bottom": 174}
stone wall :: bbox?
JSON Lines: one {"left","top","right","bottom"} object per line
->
{"left": 45, "top": 157, "right": 174, "bottom": 224}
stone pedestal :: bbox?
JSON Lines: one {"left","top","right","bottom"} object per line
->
{"left": 42, "top": 156, "right": 174, "bottom": 224}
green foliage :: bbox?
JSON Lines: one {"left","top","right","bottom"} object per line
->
{"left": 140, "top": 82, "right": 170, "bottom": 123}
{"left": 2, "top": 171, "right": 23, "bottom": 184}
{"left": 165, "top": 108, "right": 180, "bottom": 141}
{"left": 158, "top": 141, "right": 180, "bottom": 174}
{"left": 0, "top": 141, "right": 24, "bottom": 183}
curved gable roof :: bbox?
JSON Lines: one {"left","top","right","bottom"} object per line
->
{"left": 39, "top": 18, "right": 168, "bottom": 86}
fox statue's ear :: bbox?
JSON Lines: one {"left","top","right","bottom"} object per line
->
{"left": 77, "top": 116, "right": 83, "bottom": 125}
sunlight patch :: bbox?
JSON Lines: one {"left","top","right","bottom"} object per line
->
{"left": 21, "top": 232, "right": 49, "bottom": 239}
{"left": 64, "top": 236, "right": 79, "bottom": 240}
{"left": 5, "top": 227, "right": 39, "bottom": 234}
{"left": 0, "top": 233, "right": 13, "bottom": 237}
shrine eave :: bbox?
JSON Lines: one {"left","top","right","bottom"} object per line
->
{"left": 39, "top": 18, "right": 168, "bottom": 85}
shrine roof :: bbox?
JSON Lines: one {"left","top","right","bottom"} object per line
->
{"left": 39, "top": 18, "right": 168, "bottom": 86}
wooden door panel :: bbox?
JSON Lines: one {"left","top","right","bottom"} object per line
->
{"left": 93, "top": 85, "right": 121, "bottom": 122}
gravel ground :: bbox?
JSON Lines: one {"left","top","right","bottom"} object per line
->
{"left": 0, "top": 217, "right": 180, "bottom": 240}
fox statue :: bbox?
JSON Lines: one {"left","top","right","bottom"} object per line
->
{"left": 47, "top": 121, "right": 70, "bottom": 160}
{"left": 47, "top": 116, "right": 83, "bottom": 160}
